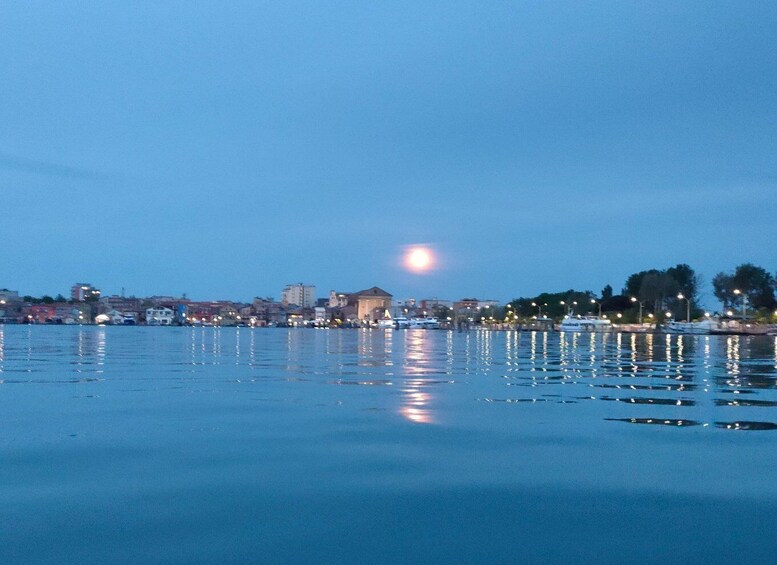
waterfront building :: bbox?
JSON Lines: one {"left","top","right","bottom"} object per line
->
{"left": 419, "top": 299, "right": 453, "bottom": 309}
{"left": 146, "top": 306, "right": 175, "bottom": 326}
{"left": 184, "top": 301, "right": 242, "bottom": 325}
{"left": 281, "top": 283, "right": 315, "bottom": 308}
{"left": 326, "top": 287, "right": 392, "bottom": 324}
{"left": 71, "top": 283, "right": 101, "bottom": 302}
{"left": 329, "top": 291, "right": 349, "bottom": 308}
{"left": 0, "top": 289, "right": 22, "bottom": 323}
{"left": 351, "top": 287, "right": 393, "bottom": 323}
{"left": 98, "top": 296, "right": 144, "bottom": 315}
{"left": 103, "top": 309, "right": 131, "bottom": 325}
{"left": 22, "top": 304, "right": 57, "bottom": 324}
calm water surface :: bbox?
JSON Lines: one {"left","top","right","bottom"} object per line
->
{"left": 2, "top": 326, "right": 777, "bottom": 563}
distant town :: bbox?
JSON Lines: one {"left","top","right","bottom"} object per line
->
{"left": 0, "top": 282, "right": 496, "bottom": 328}
{"left": 1, "top": 261, "right": 776, "bottom": 332}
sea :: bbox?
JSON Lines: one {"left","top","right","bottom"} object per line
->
{"left": 2, "top": 325, "right": 777, "bottom": 564}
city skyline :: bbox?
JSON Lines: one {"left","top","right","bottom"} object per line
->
{"left": 1, "top": 2, "right": 775, "bottom": 301}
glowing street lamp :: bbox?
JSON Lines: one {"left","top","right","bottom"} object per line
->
{"left": 630, "top": 297, "right": 646, "bottom": 325}
{"left": 531, "top": 302, "right": 544, "bottom": 317}
{"left": 677, "top": 293, "right": 691, "bottom": 322}
{"left": 733, "top": 289, "right": 748, "bottom": 319}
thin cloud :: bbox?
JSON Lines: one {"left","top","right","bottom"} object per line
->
{"left": 0, "top": 152, "right": 120, "bottom": 182}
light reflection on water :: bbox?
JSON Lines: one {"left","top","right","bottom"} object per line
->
{"left": 1, "top": 326, "right": 776, "bottom": 432}
{"left": 4, "top": 326, "right": 777, "bottom": 563}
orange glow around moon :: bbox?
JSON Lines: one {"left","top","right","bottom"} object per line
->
{"left": 404, "top": 246, "right": 435, "bottom": 273}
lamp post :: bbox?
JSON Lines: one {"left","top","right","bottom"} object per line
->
{"left": 630, "top": 297, "right": 646, "bottom": 325}
{"left": 733, "top": 289, "right": 748, "bottom": 319}
{"left": 677, "top": 293, "right": 691, "bottom": 322}
{"left": 531, "top": 302, "right": 544, "bottom": 318}
{"left": 590, "top": 298, "right": 602, "bottom": 318}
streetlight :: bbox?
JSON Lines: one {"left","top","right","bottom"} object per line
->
{"left": 677, "top": 293, "right": 691, "bottom": 322}
{"left": 630, "top": 297, "right": 646, "bottom": 325}
{"left": 531, "top": 302, "right": 545, "bottom": 317}
{"left": 559, "top": 300, "right": 566, "bottom": 317}
{"left": 733, "top": 289, "right": 748, "bottom": 319}
{"left": 590, "top": 298, "right": 602, "bottom": 318}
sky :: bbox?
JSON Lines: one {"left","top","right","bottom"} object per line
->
{"left": 1, "top": 1, "right": 775, "bottom": 304}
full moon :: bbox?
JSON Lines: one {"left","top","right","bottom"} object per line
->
{"left": 404, "top": 246, "right": 434, "bottom": 273}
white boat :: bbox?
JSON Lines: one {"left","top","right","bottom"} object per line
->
{"left": 665, "top": 319, "right": 719, "bottom": 335}
{"left": 394, "top": 317, "right": 440, "bottom": 329}
{"left": 559, "top": 315, "right": 612, "bottom": 332}
{"left": 409, "top": 317, "right": 440, "bottom": 329}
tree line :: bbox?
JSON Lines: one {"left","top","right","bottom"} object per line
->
{"left": 508, "top": 263, "right": 777, "bottom": 323}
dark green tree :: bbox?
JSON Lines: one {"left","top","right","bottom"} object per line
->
{"left": 666, "top": 263, "right": 699, "bottom": 301}
{"left": 731, "top": 263, "right": 776, "bottom": 309}
{"left": 713, "top": 264, "right": 776, "bottom": 311}
{"left": 712, "top": 272, "right": 734, "bottom": 307}
{"left": 624, "top": 269, "right": 661, "bottom": 298}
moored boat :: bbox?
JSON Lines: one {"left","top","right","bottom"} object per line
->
{"left": 665, "top": 319, "right": 719, "bottom": 335}
{"left": 559, "top": 315, "right": 612, "bottom": 332}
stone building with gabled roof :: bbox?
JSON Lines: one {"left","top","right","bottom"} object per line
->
{"left": 329, "top": 286, "right": 393, "bottom": 323}
{"left": 351, "top": 286, "right": 393, "bottom": 322}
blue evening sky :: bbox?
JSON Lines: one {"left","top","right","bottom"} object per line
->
{"left": 1, "top": 1, "right": 775, "bottom": 304}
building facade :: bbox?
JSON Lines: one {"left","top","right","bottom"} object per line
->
{"left": 71, "top": 283, "right": 101, "bottom": 302}
{"left": 146, "top": 306, "right": 175, "bottom": 325}
{"left": 281, "top": 283, "right": 315, "bottom": 308}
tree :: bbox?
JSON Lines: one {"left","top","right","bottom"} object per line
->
{"left": 623, "top": 264, "right": 700, "bottom": 316}
{"left": 666, "top": 263, "right": 699, "bottom": 300}
{"left": 713, "top": 263, "right": 776, "bottom": 311}
{"left": 639, "top": 272, "right": 678, "bottom": 312}
{"left": 712, "top": 272, "right": 734, "bottom": 307}
{"left": 601, "top": 285, "right": 613, "bottom": 300}
{"left": 509, "top": 290, "right": 595, "bottom": 320}
{"left": 731, "top": 263, "right": 776, "bottom": 309}
{"left": 624, "top": 269, "right": 661, "bottom": 298}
